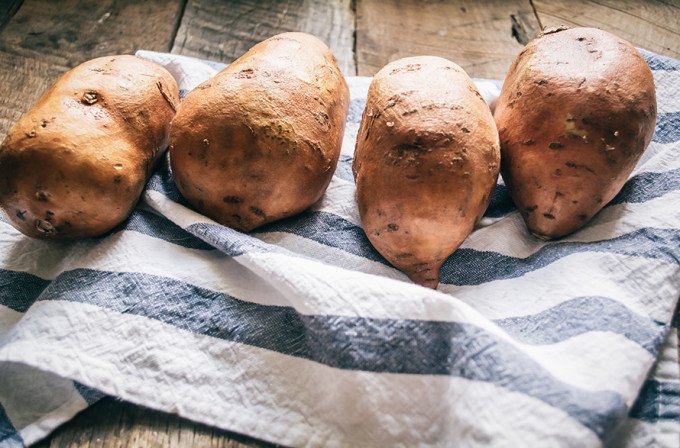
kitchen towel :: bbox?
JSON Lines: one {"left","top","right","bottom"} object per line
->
{"left": 0, "top": 48, "right": 678, "bottom": 447}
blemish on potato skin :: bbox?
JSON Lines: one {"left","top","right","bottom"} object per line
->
{"left": 525, "top": 205, "right": 538, "bottom": 212}
{"left": 15, "top": 209, "right": 26, "bottom": 221}
{"left": 250, "top": 206, "right": 266, "bottom": 218}
{"left": 34, "top": 219, "right": 56, "bottom": 236}
{"left": 81, "top": 91, "right": 99, "bottom": 105}
{"left": 223, "top": 196, "right": 243, "bottom": 204}
{"left": 395, "top": 252, "right": 413, "bottom": 260}
{"left": 35, "top": 189, "right": 49, "bottom": 202}
{"left": 543, "top": 213, "right": 556, "bottom": 220}
{"left": 548, "top": 142, "right": 564, "bottom": 149}
{"left": 387, "top": 223, "right": 399, "bottom": 231}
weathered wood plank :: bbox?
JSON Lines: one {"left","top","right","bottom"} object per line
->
{"left": 171, "top": 0, "right": 356, "bottom": 75}
{"left": 0, "top": 0, "right": 186, "bottom": 140}
{"left": 533, "top": 0, "right": 680, "bottom": 58}
{"left": 41, "top": 398, "right": 273, "bottom": 448}
{"left": 355, "top": 0, "right": 540, "bottom": 79}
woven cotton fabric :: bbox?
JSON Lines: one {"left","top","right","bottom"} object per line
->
{"left": 0, "top": 49, "right": 678, "bottom": 447}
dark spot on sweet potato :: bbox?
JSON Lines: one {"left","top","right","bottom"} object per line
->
{"left": 35, "top": 190, "right": 48, "bottom": 202}
{"left": 235, "top": 68, "right": 255, "bottom": 79}
{"left": 387, "top": 223, "right": 399, "bottom": 232}
{"left": 81, "top": 91, "right": 98, "bottom": 105}
{"left": 549, "top": 142, "right": 564, "bottom": 149}
{"left": 536, "top": 79, "right": 548, "bottom": 85}
{"left": 34, "top": 219, "right": 56, "bottom": 236}
{"left": 525, "top": 205, "right": 538, "bottom": 212}
{"left": 315, "top": 112, "right": 331, "bottom": 130}
{"left": 595, "top": 195, "right": 603, "bottom": 203}
{"left": 223, "top": 196, "right": 243, "bottom": 204}
{"left": 461, "top": 127, "right": 470, "bottom": 133}
{"left": 250, "top": 206, "right": 266, "bottom": 218}
{"left": 15, "top": 210, "right": 26, "bottom": 221}
{"left": 113, "top": 175, "right": 122, "bottom": 184}
{"left": 396, "top": 252, "right": 413, "bottom": 259}
{"left": 543, "top": 213, "right": 556, "bottom": 220}
{"left": 578, "top": 214, "right": 588, "bottom": 221}
{"left": 565, "top": 161, "right": 596, "bottom": 175}
{"left": 522, "top": 139, "right": 535, "bottom": 146}
{"left": 554, "top": 168, "right": 562, "bottom": 176}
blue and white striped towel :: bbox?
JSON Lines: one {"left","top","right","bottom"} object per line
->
{"left": 0, "top": 49, "right": 678, "bottom": 447}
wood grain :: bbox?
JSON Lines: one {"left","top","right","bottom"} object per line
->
{"left": 34, "top": 398, "right": 274, "bottom": 448}
{"left": 0, "top": 0, "right": 186, "bottom": 140}
{"left": 533, "top": 0, "right": 680, "bottom": 59}
{"left": 172, "top": 0, "right": 356, "bottom": 75}
{"left": 355, "top": 0, "right": 540, "bottom": 79}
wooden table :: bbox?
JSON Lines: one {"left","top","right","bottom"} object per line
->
{"left": 1, "top": 0, "right": 678, "bottom": 446}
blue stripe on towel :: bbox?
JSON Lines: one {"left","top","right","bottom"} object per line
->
{"left": 254, "top": 211, "right": 383, "bottom": 261}
{"left": 485, "top": 184, "right": 514, "bottom": 218}
{"left": 252, "top": 210, "right": 680, "bottom": 285}
{"left": 0, "top": 270, "right": 50, "bottom": 313}
{"left": 440, "top": 227, "right": 680, "bottom": 286}
{"left": 629, "top": 379, "right": 680, "bottom": 422}
{"left": 0, "top": 268, "right": 663, "bottom": 357}
{"left": 610, "top": 167, "right": 680, "bottom": 206}
{"left": 653, "top": 112, "right": 680, "bottom": 144}
{"left": 642, "top": 50, "right": 680, "bottom": 71}
{"left": 109, "top": 209, "right": 213, "bottom": 250}
{"left": 11, "top": 267, "right": 626, "bottom": 438}
{"left": 73, "top": 382, "right": 106, "bottom": 405}
{"left": 0, "top": 402, "right": 22, "bottom": 446}
{"left": 493, "top": 296, "right": 666, "bottom": 353}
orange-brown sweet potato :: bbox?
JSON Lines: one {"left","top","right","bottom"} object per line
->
{"left": 169, "top": 32, "right": 350, "bottom": 232}
{"left": 353, "top": 56, "right": 500, "bottom": 288}
{"left": 494, "top": 27, "right": 657, "bottom": 239}
{"left": 0, "top": 55, "right": 179, "bottom": 239}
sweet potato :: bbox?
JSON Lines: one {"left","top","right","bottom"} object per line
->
{"left": 0, "top": 55, "right": 179, "bottom": 239}
{"left": 353, "top": 56, "right": 500, "bottom": 289}
{"left": 169, "top": 32, "right": 350, "bottom": 231}
{"left": 494, "top": 26, "right": 657, "bottom": 239}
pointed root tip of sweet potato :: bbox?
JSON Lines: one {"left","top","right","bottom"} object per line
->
{"left": 405, "top": 266, "right": 441, "bottom": 289}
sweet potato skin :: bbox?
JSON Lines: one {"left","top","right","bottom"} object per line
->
{"left": 494, "top": 27, "right": 657, "bottom": 239}
{"left": 169, "top": 32, "right": 350, "bottom": 232}
{"left": 353, "top": 56, "right": 500, "bottom": 288}
{"left": 0, "top": 55, "right": 179, "bottom": 239}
